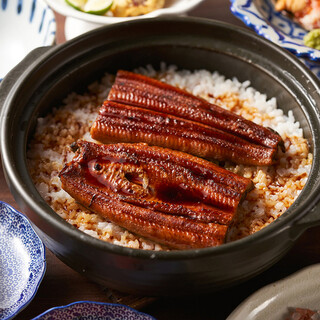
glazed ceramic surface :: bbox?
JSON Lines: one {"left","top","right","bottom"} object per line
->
{"left": 45, "top": 0, "right": 205, "bottom": 39}
{"left": 1, "top": 18, "right": 320, "bottom": 296}
{"left": 230, "top": 0, "right": 320, "bottom": 78}
{"left": 0, "top": 0, "right": 56, "bottom": 80}
{"left": 32, "top": 301, "right": 155, "bottom": 320}
{"left": 227, "top": 264, "right": 320, "bottom": 320}
{"left": 0, "top": 201, "right": 46, "bottom": 320}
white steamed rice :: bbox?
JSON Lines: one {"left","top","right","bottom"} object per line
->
{"left": 27, "top": 63, "right": 312, "bottom": 250}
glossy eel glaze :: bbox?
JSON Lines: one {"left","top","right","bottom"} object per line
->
{"left": 93, "top": 70, "right": 284, "bottom": 166}
{"left": 59, "top": 141, "right": 253, "bottom": 249}
{"left": 90, "top": 100, "right": 277, "bottom": 166}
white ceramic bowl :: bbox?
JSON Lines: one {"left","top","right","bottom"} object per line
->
{"left": 45, "top": 0, "right": 205, "bottom": 39}
{"left": 0, "top": 0, "right": 56, "bottom": 80}
{"left": 0, "top": 201, "right": 46, "bottom": 320}
{"left": 227, "top": 264, "right": 320, "bottom": 320}
{"left": 230, "top": 0, "right": 320, "bottom": 78}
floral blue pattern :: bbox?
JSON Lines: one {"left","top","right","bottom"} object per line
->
{"left": 0, "top": 201, "right": 46, "bottom": 320}
{"left": 230, "top": 0, "right": 320, "bottom": 77}
{"left": 32, "top": 301, "right": 156, "bottom": 320}
{"left": 230, "top": 0, "right": 319, "bottom": 59}
{"left": 0, "top": 0, "right": 56, "bottom": 80}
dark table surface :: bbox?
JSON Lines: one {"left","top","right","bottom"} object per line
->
{"left": 2, "top": 0, "right": 320, "bottom": 319}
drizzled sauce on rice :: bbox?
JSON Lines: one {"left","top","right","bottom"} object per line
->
{"left": 27, "top": 64, "right": 312, "bottom": 250}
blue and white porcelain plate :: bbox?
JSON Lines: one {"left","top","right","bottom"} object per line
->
{"left": 0, "top": 201, "right": 46, "bottom": 320}
{"left": 0, "top": 0, "right": 56, "bottom": 80}
{"left": 230, "top": 0, "right": 320, "bottom": 60}
{"left": 32, "top": 301, "right": 156, "bottom": 320}
{"left": 230, "top": 0, "right": 320, "bottom": 78}
{"left": 230, "top": 0, "right": 320, "bottom": 77}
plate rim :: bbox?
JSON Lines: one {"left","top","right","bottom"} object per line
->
{"left": 0, "top": 200, "right": 46, "bottom": 320}
{"left": 31, "top": 300, "right": 157, "bottom": 320}
{"left": 226, "top": 263, "right": 320, "bottom": 320}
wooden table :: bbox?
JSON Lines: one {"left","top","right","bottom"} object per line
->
{"left": 2, "top": 1, "right": 320, "bottom": 319}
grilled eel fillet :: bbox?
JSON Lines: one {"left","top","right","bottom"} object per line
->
{"left": 90, "top": 70, "right": 284, "bottom": 166}
{"left": 91, "top": 100, "right": 277, "bottom": 166}
{"left": 59, "top": 141, "right": 253, "bottom": 249}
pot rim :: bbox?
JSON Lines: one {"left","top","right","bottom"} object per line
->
{"left": 1, "top": 16, "right": 320, "bottom": 260}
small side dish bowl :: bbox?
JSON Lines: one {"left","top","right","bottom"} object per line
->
{"left": 32, "top": 301, "right": 155, "bottom": 320}
{"left": 230, "top": 0, "right": 320, "bottom": 77}
{"left": 0, "top": 0, "right": 56, "bottom": 81}
{"left": 227, "top": 264, "right": 320, "bottom": 320}
{"left": 45, "top": 0, "right": 205, "bottom": 39}
{"left": 0, "top": 201, "right": 46, "bottom": 320}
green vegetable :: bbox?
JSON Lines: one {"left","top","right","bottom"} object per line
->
{"left": 65, "top": 0, "right": 86, "bottom": 11}
{"left": 84, "top": 0, "right": 113, "bottom": 15}
{"left": 65, "top": 0, "right": 112, "bottom": 15}
{"left": 304, "top": 29, "right": 320, "bottom": 50}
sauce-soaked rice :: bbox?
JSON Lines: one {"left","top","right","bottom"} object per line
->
{"left": 27, "top": 64, "right": 312, "bottom": 250}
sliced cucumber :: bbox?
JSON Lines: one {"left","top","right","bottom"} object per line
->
{"left": 83, "top": 0, "right": 113, "bottom": 15}
{"left": 65, "top": 0, "right": 86, "bottom": 11}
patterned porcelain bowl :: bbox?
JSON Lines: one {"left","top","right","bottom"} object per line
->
{"left": 32, "top": 301, "right": 156, "bottom": 320}
{"left": 0, "top": 201, "right": 46, "bottom": 320}
{"left": 230, "top": 0, "right": 320, "bottom": 78}
{"left": 0, "top": 0, "right": 56, "bottom": 80}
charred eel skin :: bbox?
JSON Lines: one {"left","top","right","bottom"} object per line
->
{"left": 59, "top": 141, "right": 253, "bottom": 249}
{"left": 106, "top": 70, "right": 284, "bottom": 155}
{"left": 90, "top": 100, "right": 278, "bottom": 166}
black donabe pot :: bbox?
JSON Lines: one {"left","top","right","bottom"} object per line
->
{"left": 1, "top": 17, "right": 320, "bottom": 296}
